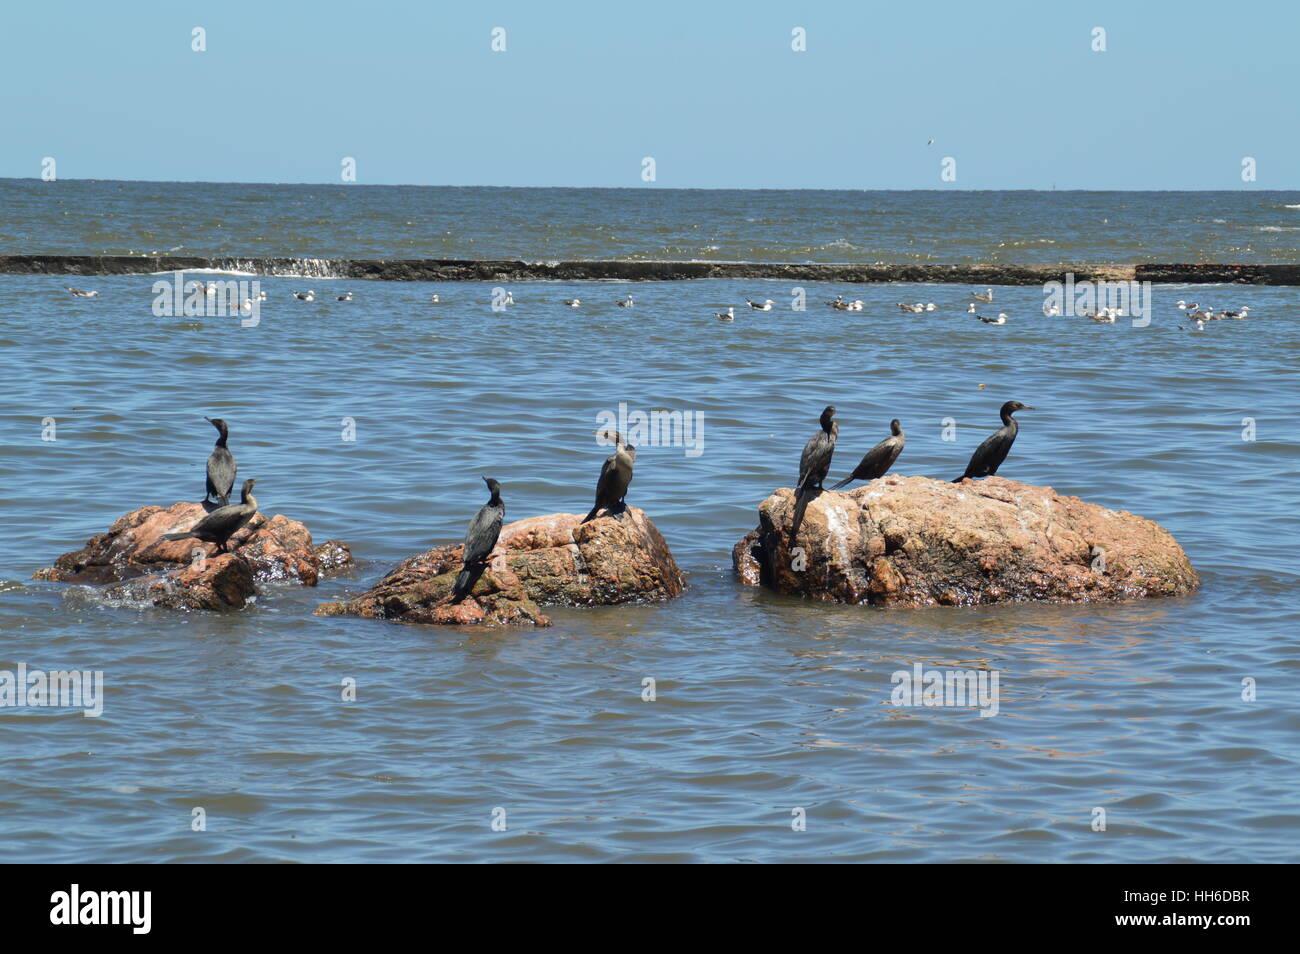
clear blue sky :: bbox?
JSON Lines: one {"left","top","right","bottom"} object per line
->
{"left": 2, "top": 0, "right": 1296, "bottom": 189}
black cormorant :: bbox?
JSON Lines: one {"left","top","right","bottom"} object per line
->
{"left": 582, "top": 430, "right": 637, "bottom": 523}
{"left": 954, "top": 401, "right": 1033, "bottom": 481}
{"left": 163, "top": 478, "right": 259, "bottom": 552}
{"left": 790, "top": 406, "right": 837, "bottom": 541}
{"left": 204, "top": 417, "right": 237, "bottom": 508}
{"left": 451, "top": 477, "right": 505, "bottom": 603}
{"left": 830, "top": 419, "right": 904, "bottom": 489}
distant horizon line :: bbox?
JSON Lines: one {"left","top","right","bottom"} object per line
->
{"left": 1, "top": 177, "right": 1294, "bottom": 194}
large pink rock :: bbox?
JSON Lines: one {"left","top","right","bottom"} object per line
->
{"left": 315, "top": 507, "right": 684, "bottom": 628}
{"left": 34, "top": 501, "right": 352, "bottom": 590}
{"left": 733, "top": 477, "right": 1199, "bottom": 606}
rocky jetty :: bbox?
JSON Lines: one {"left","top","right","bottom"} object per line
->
{"left": 316, "top": 507, "right": 685, "bottom": 628}
{"left": 733, "top": 477, "right": 1198, "bottom": 607}
{"left": 7, "top": 254, "right": 1299, "bottom": 285}
{"left": 33, "top": 501, "right": 352, "bottom": 611}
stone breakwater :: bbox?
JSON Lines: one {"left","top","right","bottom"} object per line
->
{"left": 4, "top": 255, "right": 1300, "bottom": 284}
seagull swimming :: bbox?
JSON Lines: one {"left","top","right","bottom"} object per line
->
{"left": 967, "top": 302, "right": 977, "bottom": 314}
{"left": 976, "top": 313, "right": 1006, "bottom": 325}
{"left": 1221, "top": 306, "right": 1249, "bottom": 319}
{"left": 924, "top": 302, "right": 937, "bottom": 311}
{"left": 716, "top": 306, "right": 735, "bottom": 322}
{"left": 847, "top": 300, "right": 864, "bottom": 311}
{"left": 617, "top": 294, "right": 634, "bottom": 308}
{"left": 1178, "top": 318, "right": 1206, "bottom": 332}
{"left": 337, "top": 292, "right": 353, "bottom": 302}
{"left": 746, "top": 298, "right": 775, "bottom": 311}
{"left": 65, "top": 286, "right": 98, "bottom": 298}
{"left": 430, "top": 294, "right": 441, "bottom": 303}
{"left": 293, "top": 290, "right": 315, "bottom": 301}
{"left": 204, "top": 281, "right": 218, "bottom": 297}
{"left": 563, "top": 298, "right": 581, "bottom": 307}
{"left": 971, "top": 288, "right": 994, "bottom": 303}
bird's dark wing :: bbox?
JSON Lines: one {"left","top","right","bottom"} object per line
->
{"left": 207, "top": 448, "right": 236, "bottom": 501}
{"left": 798, "top": 432, "right": 834, "bottom": 489}
{"left": 462, "top": 504, "right": 504, "bottom": 566}
{"left": 963, "top": 430, "right": 1010, "bottom": 478}
{"left": 797, "top": 433, "right": 823, "bottom": 487}
{"left": 593, "top": 453, "right": 618, "bottom": 504}
{"left": 860, "top": 436, "right": 904, "bottom": 480}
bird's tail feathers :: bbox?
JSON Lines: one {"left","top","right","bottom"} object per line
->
{"left": 451, "top": 568, "right": 473, "bottom": 603}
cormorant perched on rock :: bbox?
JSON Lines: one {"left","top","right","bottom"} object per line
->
{"left": 791, "top": 406, "right": 837, "bottom": 541}
{"left": 162, "top": 478, "right": 259, "bottom": 552}
{"left": 582, "top": 430, "right": 636, "bottom": 523}
{"left": 204, "top": 417, "right": 236, "bottom": 508}
{"left": 451, "top": 477, "right": 505, "bottom": 603}
{"left": 954, "top": 401, "right": 1033, "bottom": 481}
{"left": 830, "top": 419, "right": 904, "bottom": 489}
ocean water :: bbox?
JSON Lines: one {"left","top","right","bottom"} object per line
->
{"left": 4, "top": 180, "right": 1300, "bottom": 264}
{"left": 1, "top": 183, "right": 1298, "bottom": 863}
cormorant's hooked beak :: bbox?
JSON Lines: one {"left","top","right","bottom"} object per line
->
{"left": 1022, "top": 404, "right": 1036, "bottom": 410}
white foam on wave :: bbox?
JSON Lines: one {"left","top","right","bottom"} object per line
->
{"left": 150, "top": 267, "right": 261, "bottom": 277}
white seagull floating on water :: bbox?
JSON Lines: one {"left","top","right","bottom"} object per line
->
{"left": 746, "top": 298, "right": 775, "bottom": 311}
{"left": 976, "top": 313, "right": 1007, "bottom": 325}
{"left": 563, "top": 298, "right": 581, "bottom": 307}
{"left": 971, "top": 288, "right": 994, "bottom": 303}
{"left": 65, "top": 286, "right": 98, "bottom": 298}
{"left": 716, "top": 307, "right": 735, "bottom": 322}
{"left": 617, "top": 294, "right": 634, "bottom": 308}
{"left": 293, "top": 290, "right": 315, "bottom": 301}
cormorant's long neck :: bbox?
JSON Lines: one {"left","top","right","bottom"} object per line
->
{"left": 241, "top": 491, "right": 257, "bottom": 509}
{"left": 1000, "top": 408, "right": 1015, "bottom": 426}
{"left": 489, "top": 490, "right": 502, "bottom": 507}
{"left": 214, "top": 432, "right": 229, "bottom": 448}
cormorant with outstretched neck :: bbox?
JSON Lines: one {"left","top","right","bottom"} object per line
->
{"left": 162, "top": 478, "right": 259, "bottom": 552}
{"left": 451, "top": 477, "right": 505, "bottom": 603}
{"left": 582, "top": 430, "right": 637, "bottom": 523}
{"left": 954, "top": 401, "right": 1034, "bottom": 481}
{"left": 204, "top": 417, "right": 237, "bottom": 508}
{"left": 790, "top": 406, "right": 837, "bottom": 541}
{"left": 830, "top": 419, "right": 905, "bottom": 489}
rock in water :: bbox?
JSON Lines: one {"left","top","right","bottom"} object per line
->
{"left": 98, "top": 553, "right": 257, "bottom": 611}
{"left": 316, "top": 507, "right": 685, "bottom": 628}
{"left": 32, "top": 501, "right": 352, "bottom": 587}
{"left": 732, "top": 476, "right": 1199, "bottom": 606}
